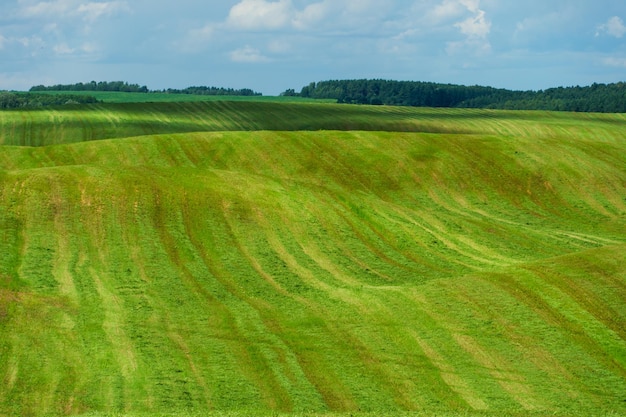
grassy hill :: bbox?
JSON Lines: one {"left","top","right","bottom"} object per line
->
{"left": 1, "top": 100, "right": 624, "bottom": 147}
{"left": 0, "top": 101, "right": 625, "bottom": 417}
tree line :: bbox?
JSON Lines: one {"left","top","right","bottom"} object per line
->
{"left": 0, "top": 92, "right": 98, "bottom": 109}
{"left": 283, "top": 79, "right": 626, "bottom": 113}
{"left": 158, "top": 86, "right": 261, "bottom": 96}
{"left": 30, "top": 81, "right": 262, "bottom": 96}
{"left": 31, "top": 81, "right": 149, "bottom": 93}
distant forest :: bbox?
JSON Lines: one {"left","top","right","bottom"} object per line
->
{"left": 5, "top": 79, "right": 625, "bottom": 112}
{"left": 0, "top": 92, "right": 98, "bottom": 109}
{"left": 30, "top": 81, "right": 262, "bottom": 96}
{"left": 159, "top": 86, "right": 261, "bottom": 96}
{"left": 30, "top": 81, "right": 149, "bottom": 93}
{"left": 283, "top": 79, "right": 626, "bottom": 113}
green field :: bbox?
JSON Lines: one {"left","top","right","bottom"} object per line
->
{"left": 0, "top": 100, "right": 625, "bottom": 417}
{"left": 30, "top": 90, "right": 336, "bottom": 104}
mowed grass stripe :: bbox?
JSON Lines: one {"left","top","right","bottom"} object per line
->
{"left": 0, "top": 121, "right": 625, "bottom": 415}
{"left": 1, "top": 132, "right": 621, "bottom": 282}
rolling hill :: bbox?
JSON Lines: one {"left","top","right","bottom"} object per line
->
{"left": 0, "top": 100, "right": 625, "bottom": 417}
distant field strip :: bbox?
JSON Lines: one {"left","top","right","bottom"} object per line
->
{"left": 0, "top": 104, "right": 625, "bottom": 416}
{"left": 1, "top": 102, "right": 625, "bottom": 146}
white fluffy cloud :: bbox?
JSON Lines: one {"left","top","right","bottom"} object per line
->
{"left": 227, "top": 0, "right": 293, "bottom": 30}
{"left": 455, "top": 9, "right": 490, "bottom": 39}
{"left": 292, "top": 1, "right": 329, "bottom": 30}
{"left": 224, "top": 0, "right": 381, "bottom": 32}
{"left": 183, "top": 0, "right": 382, "bottom": 61}
{"left": 596, "top": 16, "right": 626, "bottom": 38}
{"left": 408, "top": 1, "right": 491, "bottom": 43}
{"left": 429, "top": 0, "right": 467, "bottom": 21}
{"left": 440, "top": 0, "right": 491, "bottom": 56}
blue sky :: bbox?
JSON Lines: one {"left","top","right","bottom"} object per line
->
{"left": 1, "top": 0, "right": 625, "bottom": 95}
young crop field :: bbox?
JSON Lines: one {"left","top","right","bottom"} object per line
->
{"left": 0, "top": 101, "right": 625, "bottom": 417}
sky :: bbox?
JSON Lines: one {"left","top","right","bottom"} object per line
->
{"left": 1, "top": 0, "right": 625, "bottom": 95}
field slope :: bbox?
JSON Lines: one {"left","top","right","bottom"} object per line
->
{"left": 0, "top": 102, "right": 625, "bottom": 417}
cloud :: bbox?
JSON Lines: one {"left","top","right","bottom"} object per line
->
{"left": 292, "top": 1, "right": 330, "bottom": 30}
{"left": 413, "top": 1, "right": 491, "bottom": 39}
{"left": 224, "top": 0, "right": 381, "bottom": 32}
{"left": 229, "top": 45, "right": 270, "bottom": 63}
{"left": 455, "top": 9, "right": 490, "bottom": 39}
{"left": 19, "top": 0, "right": 130, "bottom": 22}
{"left": 227, "top": 0, "right": 293, "bottom": 30}
{"left": 430, "top": 0, "right": 467, "bottom": 22}
{"left": 444, "top": 0, "right": 491, "bottom": 55}
{"left": 596, "top": 16, "right": 626, "bottom": 38}
{"left": 52, "top": 41, "right": 97, "bottom": 55}
{"left": 76, "top": 1, "right": 131, "bottom": 22}
{"left": 180, "top": 0, "right": 384, "bottom": 59}
{"left": 0, "top": 35, "right": 46, "bottom": 68}
{"left": 19, "top": 0, "right": 74, "bottom": 18}
{"left": 0, "top": 34, "right": 44, "bottom": 50}
{"left": 9, "top": 0, "right": 130, "bottom": 58}
{"left": 4, "top": 0, "right": 621, "bottom": 95}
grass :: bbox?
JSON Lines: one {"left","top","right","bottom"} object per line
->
{"left": 0, "top": 101, "right": 624, "bottom": 147}
{"left": 67, "top": 412, "right": 626, "bottom": 417}
{"left": 0, "top": 102, "right": 624, "bottom": 417}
